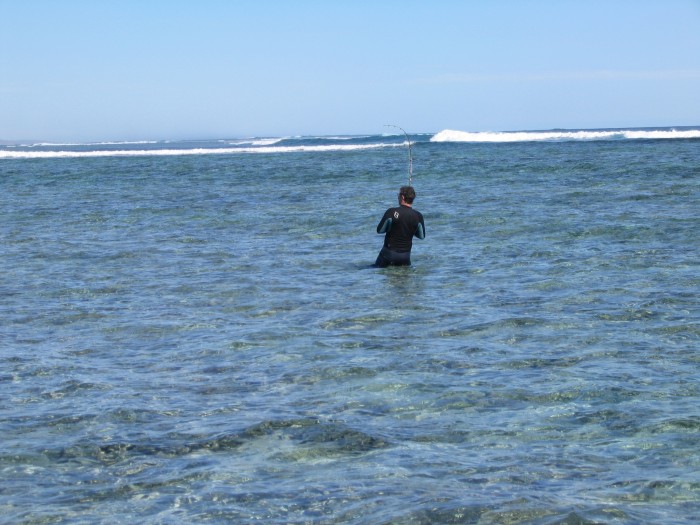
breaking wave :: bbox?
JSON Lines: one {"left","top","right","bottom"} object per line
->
{"left": 430, "top": 128, "right": 700, "bottom": 143}
{"left": 0, "top": 142, "right": 403, "bottom": 160}
{"left": 2, "top": 127, "right": 698, "bottom": 159}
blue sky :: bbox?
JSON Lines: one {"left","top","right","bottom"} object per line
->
{"left": 2, "top": 1, "right": 699, "bottom": 141}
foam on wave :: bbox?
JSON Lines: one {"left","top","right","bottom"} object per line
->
{"left": 0, "top": 142, "right": 403, "bottom": 160}
{"left": 227, "top": 138, "right": 284, "bottom": 146}
{"left": 431, "top": 128, "right": 700, "bottom": 143}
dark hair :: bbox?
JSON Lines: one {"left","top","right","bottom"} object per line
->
{"left": 400, "top": 186, "right": 416, "bottom": 204}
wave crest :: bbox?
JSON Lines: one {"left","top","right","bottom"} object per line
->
{"left": 431, "top": 128, "right": 700, "bottom": 143}
{"left": 0, "top": 142, "right": 403, "bottom": 160}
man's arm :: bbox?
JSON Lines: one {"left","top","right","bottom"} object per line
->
{"left": 377, "top": 209, "right": 392, "bottom": 234}
{"left": 415, "top": 212, "right": 425, "bottom": 239}
{"left": 377, "top": 217, "right": 392, "bottom": 234}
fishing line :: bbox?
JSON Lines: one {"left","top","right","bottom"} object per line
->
{"left": 385, "top": 124, "right": 413, "bottom": 186}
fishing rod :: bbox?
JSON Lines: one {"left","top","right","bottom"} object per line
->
{"left": 385, "top": 124, "right": 413, "bottom": 187}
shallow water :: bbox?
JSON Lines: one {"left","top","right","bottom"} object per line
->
{"left": 1, "top": 136, "right": 699, "bottom": 523}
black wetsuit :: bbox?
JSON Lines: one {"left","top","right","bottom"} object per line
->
{"left": 374, "top": 204, "right": 425, "bottom": 267}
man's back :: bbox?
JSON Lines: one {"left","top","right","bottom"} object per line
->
{"left": 378, "top": 205, "right": 425, "bottom": 253}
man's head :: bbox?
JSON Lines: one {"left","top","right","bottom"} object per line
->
{"left": 399, "top": 186, "right": 416, "bottom": 205}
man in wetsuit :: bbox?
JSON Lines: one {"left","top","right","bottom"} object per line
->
{"left": 373, "top": 186, "right": 425, "bottom": 267}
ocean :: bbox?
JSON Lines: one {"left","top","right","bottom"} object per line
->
{"left": 1, "top": 127, "right": 699, "bottom": 524}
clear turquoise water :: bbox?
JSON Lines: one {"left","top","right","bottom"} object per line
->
{"left": 1, "top": 134, "right": 699, "bottom": 523}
